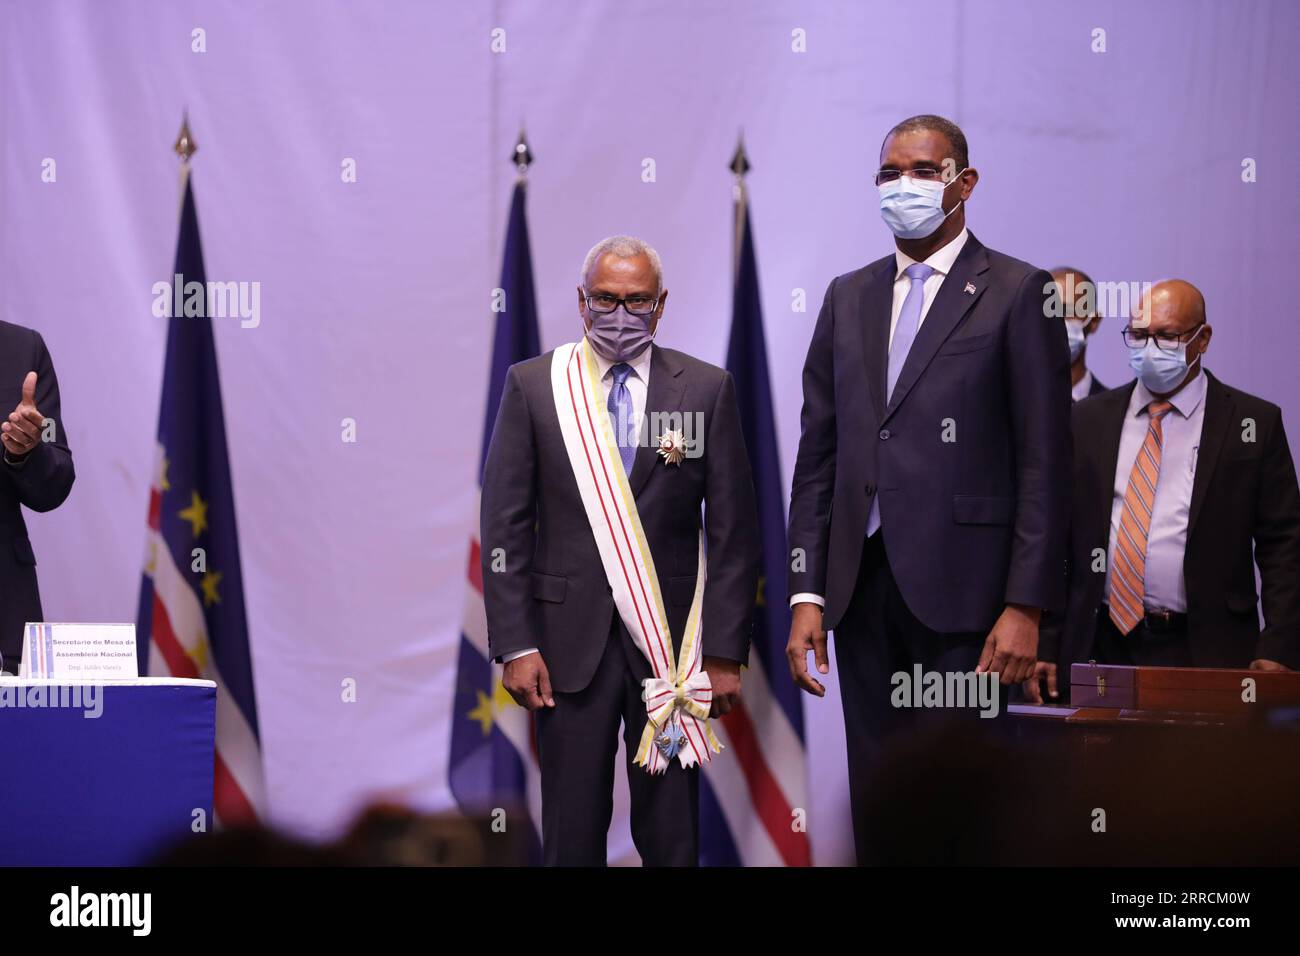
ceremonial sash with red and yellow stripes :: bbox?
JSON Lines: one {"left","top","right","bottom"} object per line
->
{"left": 550, "top": 338, "right": 721, "bottom": 773}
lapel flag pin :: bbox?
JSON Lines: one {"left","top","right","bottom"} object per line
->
{"left": 964, "top": 282, "right": 977, "bottom": 295}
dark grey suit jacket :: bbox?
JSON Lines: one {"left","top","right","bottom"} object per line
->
{"left": 480, "top": 343, "right": 761, "bottom": 694}
{"left": 1041, "top": 372, "right": 1300, "bottom": 671}
{"left": 0, "top": 321, "right": 75, "bottom": 668}
{"left": 787, "top": 232, "right": 1072, "bottom": 633}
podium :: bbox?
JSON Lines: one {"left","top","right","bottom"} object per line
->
{"left": 0, "top": 677, "right": 216, "bottom": 865}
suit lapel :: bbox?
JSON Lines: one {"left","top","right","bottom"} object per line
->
{"left": 859, "top": 259, "right": 897, "bottom": 422}
{"left": 882, "top": 235, "right": 991, "bottom": 424}
{"left": 1187, "top": 371, "right": 1231, "bottom": 537}
{"left": 1094, "top": 381, "right": 1136, "bottom": 522}
{"left": 629, "top": 345, "right": 685, "bottom": 498}
{"left": 1076, "top": 382, "right": 1133, "bottom": 610}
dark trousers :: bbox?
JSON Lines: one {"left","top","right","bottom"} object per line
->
{"left": 1093, "top": 609, "right": 1193, "bottom": 667}
{"left": 535, "top": 616, "right": 699, "bottom": 866}
{"left": 834, "top": 534, "right": 1005, "bottom": 865}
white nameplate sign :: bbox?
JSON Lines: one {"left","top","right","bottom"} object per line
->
{"left": 20, "top": 623, "right": 139, "bottom": 680}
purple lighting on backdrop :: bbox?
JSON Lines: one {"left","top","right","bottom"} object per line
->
{"left": 1, "top": 0, "right": 1296, "bottom": 864}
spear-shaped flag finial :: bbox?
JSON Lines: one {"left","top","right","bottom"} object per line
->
{"left": 174, "top": 111, "right": 197, "bottom": 162}
{"left": 730, "top": 133, "right": 752, "bottom": 275}
{"left": 512, "top": 129, "right": 534, "bottom": 176}
{"left": 729, "top": 134, "right": 750, "bottom": 179}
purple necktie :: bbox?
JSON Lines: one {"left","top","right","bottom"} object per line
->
{"left": 887, "top": 262, "right": 935, "bottom": 401}
{"left": 608, "top": 362, "right": 637, "bottom": 476}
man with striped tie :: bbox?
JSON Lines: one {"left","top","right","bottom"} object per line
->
{"left": 1029, "top": 279, "right": 1300, "bottom": 702}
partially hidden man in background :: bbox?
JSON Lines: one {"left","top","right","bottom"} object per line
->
{"left": 0, "top": 321, "right": 76, "bottom": 674}
{"left": 480, "top": 236, "right": 760, "bottom": 866}
{"left": 785, "top": 115, "right": 1072, "bottom": 864}
{"left": 1053, "top": 266, "right": 1108, "bottom": 401}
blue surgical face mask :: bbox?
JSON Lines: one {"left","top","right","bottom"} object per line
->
{"left": 1065, "top": 319, "right": 1087, "bottom": 363}
{"left": 1128, "top": 327, "right": 1203, "bottom": 394}
{"left": 877, "top": 169, "right": 965, "bottom": 240}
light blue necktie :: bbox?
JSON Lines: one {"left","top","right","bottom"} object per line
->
{"left": 608, "top": 363, "right": 637, "bottom": 476}
{"left": 886, "top": 261, "right": 935, "bottom": 401}
{"left": 867, "top": 261, "right": 935, "bottom": 537}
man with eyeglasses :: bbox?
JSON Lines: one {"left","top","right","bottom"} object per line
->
{"left": 785, "top": 114, "right": 1071, "bottom": 863}
{"left": 480, "top": 235, "right": 760, "bottom": 865}
{"left": 1051, "top": 266, "right": 1108, "bottom": 400}
{"left": 1028, "top": 279, "right": 1299, "bottom": 703}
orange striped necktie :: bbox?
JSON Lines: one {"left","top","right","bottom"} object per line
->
{"left": 1108, "top": 400, "right": 1175, "bottom": 635}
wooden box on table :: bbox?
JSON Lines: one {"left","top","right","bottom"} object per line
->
{"left": 1069, "top": 662, "right": 1300, "bottom": 713}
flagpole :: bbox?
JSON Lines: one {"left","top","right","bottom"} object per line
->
{"left": 729, "top": 133, "right": 750, "bottom": 283}
{"left": 449, "top": 123, "right": 544, "bottom": 862}
{"left": 145, "top": 107, "right": 266, "bottom": 823}
{"left": 715, "top": 135, "right": 814, "bottom": 866}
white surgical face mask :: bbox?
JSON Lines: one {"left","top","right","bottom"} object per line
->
{"left": 877, "top": 169, "right": 965, "bottom": 240}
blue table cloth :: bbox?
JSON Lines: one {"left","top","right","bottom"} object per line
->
{"left": 0, "top": 677, "right": 215, "bottom": 865}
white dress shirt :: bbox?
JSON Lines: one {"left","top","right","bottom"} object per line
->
{"left": 887, "top": 227, "right": 970, "bottom": 348}
{"left": 791, "top": 229, "right": 969, "bottom": 610}
{"left": 1071, "top": 370, "right": 1094, "bottom": 403}
{"left": 502, "top": 340, "right": 654, "bottom": 663}
{"left": 1102, "top": 371, "right": 1208, "bottom": 614}
{"left": 591, "top": 340, "right": 652, "bottom": 440}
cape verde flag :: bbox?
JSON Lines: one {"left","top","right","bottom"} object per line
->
{"left": 448, "top": 179, "right": 542, "bottom": 858}
{"left": 136, "top": 167, "right": 265, "bottom": 826}
{"left": 700, "top": 185, "right": 812, "bottom": 866}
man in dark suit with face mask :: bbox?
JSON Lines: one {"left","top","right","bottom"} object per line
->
{"left": 785, "top": 115, "right": 1071, "bottom": 864}
{"left": 480, "top": 236, "right": 760, "bottom": 866}
{"left": 1028, "top": 280, "right": 1300, "bottom": 703}
{"left": 0, "top": 321, "right": 76, "bottom": 674}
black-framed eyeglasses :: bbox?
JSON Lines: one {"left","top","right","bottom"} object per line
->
{"left": 1121, "top": 322, "right": 1205, "bottom": 352}
{"left": 584, "top": 292, "right": 660, "bottom": 316}
{"left": 874, "top": 166, "right": 959, "bottom": 187}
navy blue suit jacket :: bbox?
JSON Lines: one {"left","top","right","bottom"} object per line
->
{"left": 480, "top": 345, "right": 760, "bottom": 693}
{"left": 1041, "top": 373, "right": 1300, "bottom": 671}
{"left": 787, "top": 232, "right": 1072, "bottom": 633}
{"left": 0, "top": 321, "right": 75, "bottom": 666}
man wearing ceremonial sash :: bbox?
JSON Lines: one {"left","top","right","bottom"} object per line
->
{"left": 481, "top": 236, "right": 760, "bottom": 865}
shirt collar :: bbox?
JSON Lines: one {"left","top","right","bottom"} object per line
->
{"left": 894, "top": 226, "right": 970, "bottom": 280}
{"left": 590, "top": 339, "right": 653, "bottom": 383}
{"left": 1072, "top": 369, "right": 1094, "bottom": 402}
{"left": 1133, "top": 367, "right": 1208, "bottom": 419}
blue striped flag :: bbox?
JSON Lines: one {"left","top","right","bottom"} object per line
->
{"left": 136, "top": 165, "right": 264, "bottom": 825}
{"left": 701, "top": 182, "right": 812, "bottom": 866}
{"left": 447, "top": 179, "right": 542, "bottom": 859}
